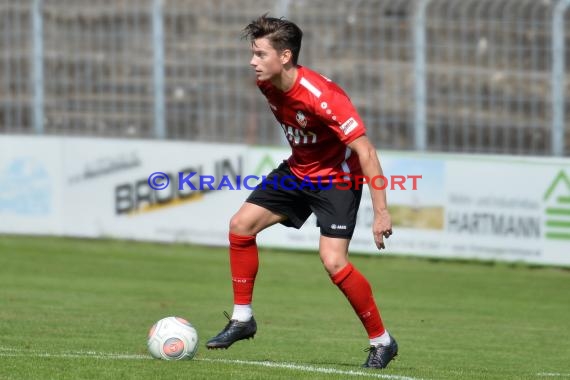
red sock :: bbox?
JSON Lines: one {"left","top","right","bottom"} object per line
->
{"left": 331, "top": 263, "right": 385, "bottom": 339}
{"left": 229, "top": 232, "right": 258, "bottom": 305}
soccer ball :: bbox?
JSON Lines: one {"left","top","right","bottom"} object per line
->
{"left": 147, "top": 316, "right": 199, "bottom": 360}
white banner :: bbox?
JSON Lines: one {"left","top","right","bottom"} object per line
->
{"left": 0, "top": 136, "right": 248, "bottom": 245}
{"left": 61, "top": 138, "right": 248, "bottom": 245}
{"left": 0, "top": 136, "right": 568, "bottom": 266}
{"left": 247, "top": 147, "right": 570, "bottom": 266}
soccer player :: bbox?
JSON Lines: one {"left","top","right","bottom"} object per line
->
{"left": 206, "top": 14, "right": 398, "bottom": 369}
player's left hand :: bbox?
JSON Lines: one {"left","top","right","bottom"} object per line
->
{"left": 373, "top": 209, "right": 392, "bottom": 250}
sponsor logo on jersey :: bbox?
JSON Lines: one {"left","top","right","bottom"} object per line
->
{"left": 330, "top": 224, "right": 347, "bottom": 230}
{"left": 296, "top": 111, "right": 307, "bottom": 128}
{"left": 281, "top": 124, "right": 317, "bottom": 145}
{"left": 339, "top": 117, "right": 358, "bottom": 135}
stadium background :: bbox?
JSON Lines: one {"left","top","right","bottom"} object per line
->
{"left": 2, "top": 0, "right": 569, "bottom": 154}
{"left": 0, "top": 1, "right": 569, "bottom": 379}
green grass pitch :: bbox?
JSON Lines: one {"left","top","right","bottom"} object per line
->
{"left": 0, "top": 235, "right": 568, "bottom": 379}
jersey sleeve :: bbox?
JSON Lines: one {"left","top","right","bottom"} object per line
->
{"left": 313, "top": 86, "right": 367, "bottom": 145}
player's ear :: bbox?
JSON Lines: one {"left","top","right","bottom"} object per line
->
{"left": 280, "top": 49, "right": 293, "bottom": 65}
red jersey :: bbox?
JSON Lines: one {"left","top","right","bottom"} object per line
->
{"left": 257, "top": 66, "right": 366, "bottom": 183}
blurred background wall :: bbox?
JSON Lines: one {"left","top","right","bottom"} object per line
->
{"left": 1, "top": 0, "right": 568, "bottom": 155}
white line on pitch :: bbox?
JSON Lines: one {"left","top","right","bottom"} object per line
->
{"left": 200, "top": 357, "right": 421, "bottom": 380}
{"left": 0, "top": 347, "right": 149, "bottom": 360}
{"left": 0, "top": 347, "right": 421, "bottom": 380}
{"left": 537, "top": 374, "right": 570, "bottom": 377}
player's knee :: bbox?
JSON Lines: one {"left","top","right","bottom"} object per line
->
{"left": 320, "top": 255, "right": 348, "bottom": 276}
{"left": 229, "top": 213, "right": 255, "bottom": 236}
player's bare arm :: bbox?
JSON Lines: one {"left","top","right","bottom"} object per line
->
{"left": 348, "top": 135, "right": 393, "bottom": 250}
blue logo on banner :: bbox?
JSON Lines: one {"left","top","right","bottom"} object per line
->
{"left": 0, "top": 158, "right": 51, "bottom": 215}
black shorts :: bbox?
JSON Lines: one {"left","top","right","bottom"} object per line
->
{"left": 246, "top": 162, "right": 362, "bottom": 239}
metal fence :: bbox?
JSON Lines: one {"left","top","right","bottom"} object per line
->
{"left": 0, "top": 0, "right": 569, "bottom": 155}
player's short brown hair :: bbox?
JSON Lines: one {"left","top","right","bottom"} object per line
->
{"left": 242, "top": 14, "right": 303, "bottom": 65}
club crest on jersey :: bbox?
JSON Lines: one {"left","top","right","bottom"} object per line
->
{"left": 296, "top": 110, "right": 307, "bottom": 128}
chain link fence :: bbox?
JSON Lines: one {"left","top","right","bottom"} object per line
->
{"left": 0, "top": 0, "right": 569, "bottom": 155}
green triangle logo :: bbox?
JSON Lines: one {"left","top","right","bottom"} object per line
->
{"left": 544, "top": 170, "right": 570, "bottom": 241}
{"left": 544, "top": 170, "right": 570, "bottom": 201}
